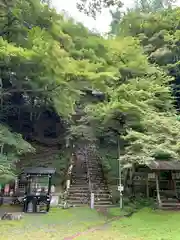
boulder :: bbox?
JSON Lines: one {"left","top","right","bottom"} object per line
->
{"left": 1, "top": 212, "right": 23, "bottom": 220}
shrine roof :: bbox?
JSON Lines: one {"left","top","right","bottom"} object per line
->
{"left": 147, "top": 161, "right": 180, "bottom": 171}
{"left": 23, "top": 167, "right": 56, "bottom": 175}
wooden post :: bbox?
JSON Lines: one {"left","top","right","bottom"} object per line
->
{"left": 14, "top": 178, "right": 18, "bottom": 193}
{"left": 155, "top": 172, "right": 161, "bottom": 207}
{"left": 146, "top": 174, "right": 149, "bottom": 198}
{"left": 172, "top": 171, "right": 178, "bottom": 198}
{"left": 129, "top": 165, "right": 135, "bottom": 196}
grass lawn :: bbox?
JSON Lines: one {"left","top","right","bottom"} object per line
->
{"left": 0, "top": 207, "right": 105, "bottom": 240}
{"left": 78, "top": 208, "right": 180, "bottom": 240}
{"left": 0, "top": 207, "right": 180, "bottom": 239}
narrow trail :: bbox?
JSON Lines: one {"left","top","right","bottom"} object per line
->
{"left": 63, "top": 214, "right": 131, "bottom": 240}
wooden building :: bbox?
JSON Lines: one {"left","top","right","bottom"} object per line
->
{"left": 126, "top": 161, "right": 180, "bottom": 209}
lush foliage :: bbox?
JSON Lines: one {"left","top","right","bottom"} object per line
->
{"left": 77, "top": 0, "right": 122, "bottom": 18}
{"left": 94, "top": 5, "right": 180, "bottom": 183}
{"left": 0, "top": 0, "right": 117, "bottom": 179}
{"left": 0, "top": 124, "right": 33, "bottom": 182}
{"left": 1, "top": 0, "right": 180, "bottom": 182}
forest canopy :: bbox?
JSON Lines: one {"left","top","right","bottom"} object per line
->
{"left": 1, "top": 0, "right": 180, "bottom": 181}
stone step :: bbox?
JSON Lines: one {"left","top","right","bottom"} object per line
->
{"left": 68, "top": 196, "right": 89, "bottom": 201}
{"left": 94, "top": 197, "right": 111, "bottom": 201}
{"left": 73, "top": 179, "right": 88, "bottom": 182}
{"left": 92, "top": 188, "right": 109, "bottom": 191}
{"left": 94, "top": 204, "right": 113, "bottom": 207}
{"left": 93, "top": 191, "right": 110, "bottom": 194}
{"left": 93, "top": 193, "right": 110, "bottom": 197}
{"left": 91, "top": 184, "right": 108, "bottom": 187}
{"left": 68, "top": 199, "right": 89, "bottom": 204}
{"left": 72, "top": 182, "right": 88, "bottom": 185}
{"left": 71, "top": 180, "right": 88, "bottom": 183}
{"left": 90, "top": 179, "right": 105, "bottom": 182}
{"left": 71, "top": 176, "right": 87, "bottom": 179}
{"left": 94, "top": 201, "right": 112, "bottom": 205}
{"left": 88, "top": 167, "right": 101, "bottom": 169}
{"left": 69, "top": 186, "right": 89, "bottom": 192}
{"left": 68, "top": 192, "right": 89, "bottom": 197}
{"left": 90, "top": 181, "right": 106, "bottom": 184}
{"left": 94, "top": 188, "right": 110, "bottom": 191}
{"left": 69, "top": 188, "right": 89, "bottom": 191}
{"left": 69, "top": 189, "right": 89, "bottom": 193}
{"left": 72, "top": 172, "right": 87, "bottom": 174}
{"left": 71, "top": 179, "right": 88, "bottom": 182}
{"left": 69, "top": 184, "right": 89, "bottom": 187}
{"left": 88, "top": 166, "right": 101, "bottom": 168}
{"left": 92, "top": 188, "right": 109, "bottom": 192}
{"left": 91, "top": 185, "right": 109, "bottom": 188}
{"left": 72, "top": 177, "right": 88, "bottom": 179}
{"left": 70, "top": 184, "right": 89, "bottom": 187}
{"left": 89, "top": 172, "right": 103, "bottom": 175}
{"left": 68, "top": 203, "right": 88, "bottom": 207}
{"left": 89, "top": 174, "right": 103, "bottom": 176}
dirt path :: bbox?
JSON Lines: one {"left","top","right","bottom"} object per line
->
{"left": 63, "top": 215, "right": 125, "bottom": 240}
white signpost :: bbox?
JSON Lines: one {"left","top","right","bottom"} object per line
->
{"left": 118, "top": 185, "right": 124, "bottom": 192}
{"left": 90, "top": 193, "right": 94, "bottom": 209}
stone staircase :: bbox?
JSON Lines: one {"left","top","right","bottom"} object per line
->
{"left": 67, "top": 145, "right": 112, "bottom": 207}
{"left": 85, "top": 145, "right": 112, "bottom": 207}
{"left": 67, "top": 150, "right": 89, "bottom": 206}
{"left": 158, "top": 198, "right": 180, "bottom": 210}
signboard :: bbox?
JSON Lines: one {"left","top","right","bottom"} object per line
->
{"left": 118, "top": 185, "right": 124, "bottom": 192}
{"left": 148, "top": 173, "right": 155, "bottom": 179}
{"left": 172, "top": 172, "right": 180, "bottom": 179}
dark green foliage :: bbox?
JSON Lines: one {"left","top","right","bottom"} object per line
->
{"left": 1, "top": 0, "right": 180, "bottom": 186}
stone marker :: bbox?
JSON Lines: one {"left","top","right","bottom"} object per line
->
{"left": 50, "top": 195, "right": 59, "bottom": 206}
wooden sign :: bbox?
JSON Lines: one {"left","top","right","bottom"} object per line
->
{"left": 148, "top": 173, "right": 155, "bottom": 179}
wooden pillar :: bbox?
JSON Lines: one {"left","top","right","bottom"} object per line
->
{"left": 155, "top": 172, "right": 161, "bottom": 206}
{"left": 48, "top": 175, "right": 52, "bottom": 195}
{"left": 14, "top": 178, "right": 18, "bottom": 193}
{"left": 171, "top": 171, "right": 177, "bottom": 197}
{"left": 130, "top": 165, "right": 135, "bottom": 196}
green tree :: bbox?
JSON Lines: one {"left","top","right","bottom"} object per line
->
{"left": 134, "top": 0, "right": 177, "bottom": 11}
{"left": 1, "top": 0, "right": 180, "bottom": 185}
{"left": 0, "top": 0, "right": 120, "bottom": 180}
{"left": 84, "top": 37, "right": 180, "bottom": 170}
{"left": 77, "top": 0, "right": 123, "bottom": 18}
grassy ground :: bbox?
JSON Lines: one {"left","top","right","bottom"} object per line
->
{"left": 0, "top": 207, "right": 105, "bottom": 240}
{"left": 78, "top": 208, "right": 180, "bottom": 240}
{"left": 0, "top": 207, "right": 180, "bottom": 240}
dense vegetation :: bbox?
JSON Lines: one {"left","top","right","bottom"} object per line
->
{"left": 1, "top": 0, "right": 180, "bottom": 184}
